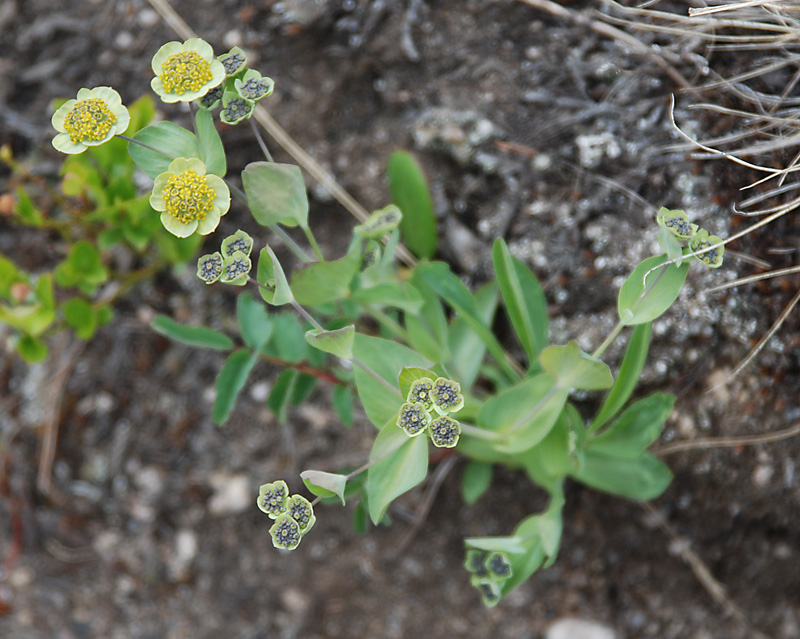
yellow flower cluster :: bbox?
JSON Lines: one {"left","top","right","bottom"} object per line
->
{"left": 161, "top": 170, "right": 215, "bottom": 224}
{"left": 159, "top": 51, "right": 213, "bottom": 95}
{"left": 63, "top": 98, "right": 117, "bottom": 143}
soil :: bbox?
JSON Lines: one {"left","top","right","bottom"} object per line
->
{"left": 1, "top": 1, "right": 800, "bottom": 638}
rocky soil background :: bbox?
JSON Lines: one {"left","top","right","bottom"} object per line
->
{"left": 1, "top": 1, "right": 799, "bottom": 638}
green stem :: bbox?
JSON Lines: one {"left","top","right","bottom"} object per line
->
{"left": 591, "top": 321, "right": 623, "bottom": 359}
{"left": 250, "top": 118, "right": 274, "bottom": 162}
{"left": 459, "top": 423, "right": 500, "bottom": 441}
{"left": 302, "top": 225, "right": 325, "bottom": 262}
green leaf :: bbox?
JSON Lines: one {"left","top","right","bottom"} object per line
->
{"left": 128, "top": 122, "right": 200, "bottom": 180}
{"left": 618, "top": 253, "right": 690, "bottom": 326}
{"left": 573, "top": 451, "right": 673, "bottom": 500}
{"left": 520, "top": 406, "right": 574, "bottom": 492}
{"left": 448, "top": 282, "right": 498, "bottom": 390}
{"left": 305, "top": 325, "right": 354, "bottom": 359}
{"left": 350, "top": 282, "right": 424, "bottom": 313}
{"left": 367, "top": 418, "right": 429, "bottom": 524}
{"left": 291, "top": 248, "right": 361, "bottom": 306}
{"left": 62, "top": 298, "right": 97, "bottom": 340}
{"left": 300, "top": 470, "right": 348, "bottom": 505}
{"left": 387, "top": 151, "right": 438, "bottom": 259}
{"left": 17, "top": 334, "right": 48, "bottom": 362}
{"left": 151, "top": 315, "right": 234, "bottom": 350}
{"left": 126, "top": 94, "right": 156, "bottom": 136}
{"left": 478, "top": 374, "right": 568, "bottom": 454}
{"left": 237, "top": 292, "right": 273, "bottom": 350}
{"left": 332, "top": 384, "right": 354, "bottom": 428}
{"left": 588, "top": 393, "right": 675, "bottom": 457}
{"left": 464, "top": 536, "right": 528, "bottom": 555}
{"left": 657, "top": 227, "right": 683, "bottom": 262}
{"left": 290, "top": 372, "right": 317, "bottom": 406}
{"left": 352, "top": 334, "right": 430, "bottom": 429}
{"left": 14, "top": 187, "right": 43, "bottom": 227}
{"left": 55, "top": 241, "right": 108, "bottom": 291}
{"left": 404, "top": 268, "right": 448, "bottom": 362}
{"left": 268, "top": 313, "right": 307, "bottom": 363}
{"left": 0, "top": 254, "right": 19, "bottom": 299}
{"left": 242, "top": 162, "right": 309, "bottom": 228}
{"left": 590, "top": 322, "right": 652, "bottom": 430}
{"left": 267, "top": 369, "right": 296, "bottom": 423}
{"left": 540, "top": 342, "right": 613, "bottom": 391}
{"left": 492, "top": 239, "right": 548, "bottom": 364}
{"left": 416, "top": 262, "right": 519, "bottom": 382}
{"left": 256, "top": 246, "right": 293, "bottom": 305}
{"left": 461, "top": 461, "right": 492, "bottom": 505}
{"left": 213, "top": 349, "right": 258, "bottom": 425}
{"left": 194, "top": 108, "right": 226, "bottom": 177}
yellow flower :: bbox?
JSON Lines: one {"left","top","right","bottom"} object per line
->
{"left": 150, "top": 38, "right": 225, "bottom": 104}
{"left": 150, "top": 158, "right": 230, "bottom": 238}
{"left": 51, "top": 87, "right": 130, "bottom": 154}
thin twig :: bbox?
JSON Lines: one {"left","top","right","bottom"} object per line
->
{"left": 655, "top": 421, "right": 800, "bottom": 456}
{"left": 639, "top": 502, "right": 773, "bottom": 639}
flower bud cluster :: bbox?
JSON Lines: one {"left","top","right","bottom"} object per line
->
{"left": 397, "top": 376, "right": 464, "bottom": 448}
{"left": 257, "top": 480, "right": 317, "bottom": 551}
{"left": 197, "top": 229, "right": 254, "bottom": 285}
{"left": 464, "top": 549, "right": 513, "bottom": 607}
{"left": 191, "top": 45, "right": 274, "bottom": 125}
{"left": 656, "top": 207, "right": 724, "bottom": 268}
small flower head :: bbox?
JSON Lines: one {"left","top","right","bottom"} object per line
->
{"left": 150, "top": 38, "right": 225, "bottom": 103}
{"left": 286, "top": 495, "right": 316, "bottom": 534}
{"left": 196, "top": 85, "right": 224, "bottom": 110}
{"left": 150, "top": 157, "right": 231, "bottom": 238}
{"left": 429, "top": 415, "right": 461, "bottom": 448}
{"left": 221, "top": 230, "right": 254, "bottom": 258}
{"left": 219, "top": 46, "right": 247, "bottom": 77}
{"left": 197, "top": 252, "right": 223, "bottom": 284}
{"left": 486, "top": 552, "right": 513, "bottom": 580}
{"left": 354, "top": 205, "right": 403, "bottom": 239}
{"left": 220, "top": 251, "right": 252, "bottom": 285}
{"left": 269, "top": 514, "right": 302, "bottom": 550}
{"left": 465, "top": 549, "right": 489, "bottom": 577}
{"left": 689, "top": 230, "right": 725, "bottom": 268}
{"left": 656, "top": 207, "right": 698, "bottom": 240}
{"left": 407, "top": 377, "right": 435, "bottom": 409}
{"left": 397, "top": 402, "right": 431, "bottom": 437}
{"left": 431, "top": 377, "right": 464, "bottom": 414}
{"left": 471, "top": 578, "right": 501, "bottom": 607}
{"left": 220, "top": 91, "right": 254, "bottom": 125}
{"left": 257, "top": 480, "right": 289, "bottom": 519}
{"left": 234, "top": 69, "right": 274, "bottom": 102}
{"left": 51, "top": 87, "right": 130, "bottom": 154}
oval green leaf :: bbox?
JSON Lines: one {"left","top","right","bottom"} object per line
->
{"left": 128, "top": 122, "right": 200, "bottom": 180}
{"left": 242, "top": 162, "right": 309, "bottom": 228}
{"left": 305, "top": 325, "right": 355, "bottom": 360}
{"left": 617, "top": 253, "right": 690, "bottom": 326}
{"left": 540, "top": 342, "right": 613, "bottom": 391}
{"left": 151, "top": 314, "right": 234, "bottom": 350}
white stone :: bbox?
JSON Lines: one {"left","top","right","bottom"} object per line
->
{"left": 546, "top": 618, "right": 617, "bottom": 639}
{"left": 207, "top": 472, "right": 252, "bottom": 516}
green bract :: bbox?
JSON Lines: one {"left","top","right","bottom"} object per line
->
{"left": 689, "top": 229, "right": 725, "bottom": 268}
{"left": 257, "top": 480, "right": 289, "bottom": 519}
{"left": 197, "top": 252, "right": 223, "bottom": 284}
{"left": 149, "top": 157, "right": 230, "bottom": 238}
{"left": 465, "top": 549, "right": 489, "bottom": 578}
{"left": 51, "top": 87, "right": 130, "bottom": 154}
{"left": 234, "top": 69, "right": 274, "bottom": 102}
{"left": 220, "top": 91, "right": 254, "bottom": 125}
{"left": 429, "top": 415, "right": 461, "bottom": 448}
{"left": 150, "top": 38, "right": 225, "bottom": 103}
{"left": 486, "top": 552, "right": 513, "bottom": 580}
{"left": 397, "top": 402, "right": 431, "bottom": 437}
{"left": 219, "top": 46, "right": 247, "bottom": 77}
{"left": 354, "top": 204, "right": 404, "bottom": 239}
{"left": 269, "top": 514, "right": 302, "bottom": 550}
{"left": 220, "top": 251, "right": 252, "bottom": 286}
{"left": 656, "top": 207, "right": 698, "bottom": 240}
{"left": 221, "top": 230, "right": 254, "bottom": 258}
